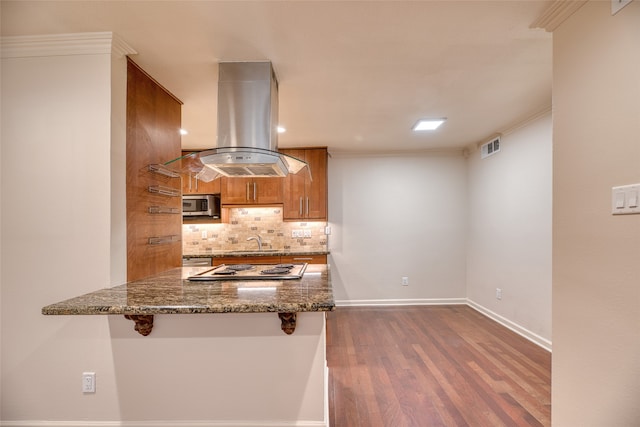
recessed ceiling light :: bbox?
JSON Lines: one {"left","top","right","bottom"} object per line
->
{"left": 412, "top": 118, "right": 446, "bottom": 131}
{"left": 179, "top": 128, "right": 188, "bottom": 135}
{"left": 277, "top": 126, "right": 286, "bottom": 134}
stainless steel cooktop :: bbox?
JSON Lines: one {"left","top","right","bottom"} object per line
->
{"left": 187, "top": 263, "right": 308, "bottom": 281}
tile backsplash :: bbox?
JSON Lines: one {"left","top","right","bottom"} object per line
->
{"left": 183, "top": 207, "right": 328, "bottom": 255}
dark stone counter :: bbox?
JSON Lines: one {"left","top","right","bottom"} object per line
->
{"left": 42, "top": 264, "right": 334, "bottom": 335}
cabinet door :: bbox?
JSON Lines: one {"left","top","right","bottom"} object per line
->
{"left": 280, "top": 254, "right": 327, "bottom": 264}
{"left": 281, "top": 148, "right": 327, "bottom": 221}
{"left": 182, "top": 174, "right": 221, "bottom": 194}
{"left": 213, "top": 256, "right": 281, "bottom": 266}
{"left": 221, "top": 177, "right": 253, "bottom": 204}
{"left": 180, "top": 151, "right": 221, "bottom": 194}
{"left": 221, "top": 177, "right": 282, "bottom": 205}
{"left": 281, "top": 149, "right": 307, "bottom": 220}
{"left": 255, "top": 177, "right": 282, "bottom": 204}
{"left": 126, "top": 59, "right": 182, "bottom": 281}
{"left": 304, "top": 148, "right": 328, "bottom": 220}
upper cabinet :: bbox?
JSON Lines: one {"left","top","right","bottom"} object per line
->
{"left": 280, "top": 147, "right": 328, "bottom": 221}
{"left": 180, "top": 152, "right": 221, "bottom": 194}
{"left": 221, "top": 177, "right": 283, "bottom": 205}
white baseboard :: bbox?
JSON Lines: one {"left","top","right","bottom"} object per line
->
{"left": 0, "top": 421, "right": 326, "bottom": 427}
{"left": 466, "top": 299, "right": 552, "bottom": 352}
{"left": 333, "top": 297, "right": 551, "bottom": 352}
{"left": 335, "top": 298, "right": 467, "bottom": 307}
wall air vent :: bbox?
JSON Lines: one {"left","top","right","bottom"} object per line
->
{"left": 480, "top": 136, "right": 501, "bottom": 159}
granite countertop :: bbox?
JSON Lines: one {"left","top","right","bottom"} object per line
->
{"left": 42, "top": 264, "right": 334, "bottom": 316}
{"left": 182, "top": 250, "right": 330, "bottom": 258}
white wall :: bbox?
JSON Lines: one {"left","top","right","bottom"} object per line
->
{"left": 328, "top": 153, "right": 467, "bottom": 304}
{"left": 1, "top": 35, "right": 327, "bottom": 427}
{"left": 466, "top": 113, "right": 552, "bottom": 348}
{"left": 552, "top": 2, "right": 640, "bottom": 425}
{"left": 1, "top": 38, "right": 117, "bottom": 421}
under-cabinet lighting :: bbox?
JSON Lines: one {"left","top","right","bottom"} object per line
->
{"left": 412, "top": 118, "right": 446, "bottom": 131}
{"left": 277, "top": 126, "right": 286, "bottom": 133}
{"left": 179, "top": 128, "right": 189, "bottom": 135}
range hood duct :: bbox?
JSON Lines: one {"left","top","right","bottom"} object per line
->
{"left": 167, "top": 61, "right": 310, "bottom": 182}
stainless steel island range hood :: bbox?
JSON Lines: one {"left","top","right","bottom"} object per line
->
{"left": 167, "top": 61, "right": 310, "bottom": 182}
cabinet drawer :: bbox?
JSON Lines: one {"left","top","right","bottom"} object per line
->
{"left": 280, "top": 254, "right": 327, "bottom": 264}
{"left": 213, "top": 256, "right": 281, "bottom": 266}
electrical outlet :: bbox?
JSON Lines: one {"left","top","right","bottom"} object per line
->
{"left": 303, "top": 229, "right": 311, "bottom": 237}
{"left": 201, "top": 230, "right": 207, "bottom": 239}
{"left": 325, "top": 226, "right": 332, "bottom": 235}
{"left": 496, "top": 288, "right": 502, "bottom": 300}
{"left": 291, "top": 230, "right": 303, "bottom": 238}
{"left": 82, "top": 372, "right": 96, "bottom": 393}
{"left": 401, "top": 276, "right": 409, "bottom": 286}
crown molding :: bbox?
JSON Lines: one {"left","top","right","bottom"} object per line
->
{"left": 1, "top": 32, "right": 137, "bottom": 59}
{"left": 530, "top": 0, "right": 588, "bottom": 32}
{"left": 329, "top": 147, "right": 464, "bottom": 159}
{"left": 464, "top": 104, "right": 552, "bottom": 153}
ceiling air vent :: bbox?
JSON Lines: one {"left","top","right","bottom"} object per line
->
{"left": 480, "top": 136, "right": 501, "bottom": 159}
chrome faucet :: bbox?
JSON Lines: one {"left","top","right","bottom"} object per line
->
{"left": 246, "top": 234, "right": 262, "bottom": 251}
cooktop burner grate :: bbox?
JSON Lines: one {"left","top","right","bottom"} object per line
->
{"left": 260, "top": 267, "right": 293, "bottom": 275}
{"left": 225, "top": 264, "right": 255, "bottom": 271}
{"left": 188, "top": 263, "right": 308, "bottom": 281}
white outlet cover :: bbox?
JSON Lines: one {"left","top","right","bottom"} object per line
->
{"left": 82, "top": 372, "right": 96, "bottom": 393}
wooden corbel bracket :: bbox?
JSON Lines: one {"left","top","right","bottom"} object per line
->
{"left": 278, "top": 312, "right": 297, "bottom": 335}
{"left": 124, "top": 314, "right": 154, "bottom": 336}
{"left": 124, "top": 313, "right": 298, "bottom": 336}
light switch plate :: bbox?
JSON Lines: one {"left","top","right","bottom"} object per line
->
{"left": 612, "top": 183, "right": 640, "bottom": 215}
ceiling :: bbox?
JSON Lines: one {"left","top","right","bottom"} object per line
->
{"left": 1, "top": 1, "right": 552, "bottom": 154}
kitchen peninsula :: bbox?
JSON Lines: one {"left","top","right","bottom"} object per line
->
{"left": 42, "top": 264, "right": 334, "bottom": 336}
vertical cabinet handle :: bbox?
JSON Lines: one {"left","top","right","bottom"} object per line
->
{"left": 246, "top": 182, "right": 250, "bottom": 201}
{"left": 253, "top": 182, "right": 257, "bottom": 201}
{"left": 188, "top": 174, "right": 192, "bottom": 191}
{"left": 306, "top": 197, "right": 310, "bottom": 216}
{"left": 195, "top": 175, "right": 199, "bottom": 192}
{"left": 299, "top": 197, "right": 303, "bottom": 216}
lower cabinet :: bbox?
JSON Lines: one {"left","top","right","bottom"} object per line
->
{"left": 280, "top": 254, "right": 327, "bottom": 264}
{"left": 213, "top": 256, "right": 281, "bottom": 266}
{"left": 212, "top": 254, "right": 327, "bottom": 266}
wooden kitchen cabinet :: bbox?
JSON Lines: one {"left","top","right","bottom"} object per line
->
{"left": 280, "top": 254, "right": 327, "bottom": 264}
{"left": 182, "top": 173, "right": 221, "bottom": 195}
{"left": 280, "top": 147, "right": 327, "bottom": 220}
{"left": 180, "top": 151, "right": 221, "bottom": 195}
{"left": 126, "top": 58, "right": 183, "bottom": 281}
{"left": 221, "top": 177, "right": 282, "bottom": 205}
{"left": 213, "top": 254, "right": 327, "bottom": 266}
{"left": 213, "top": 256, "right": 281, "bottom": 266}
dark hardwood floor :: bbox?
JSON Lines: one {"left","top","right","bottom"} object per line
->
{"left": 326, "top": 306, "right": 551, "bottom": 427}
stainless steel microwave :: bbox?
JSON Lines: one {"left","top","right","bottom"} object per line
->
{"left": 182, "top": 194, "right": 220, "bottom": 218}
